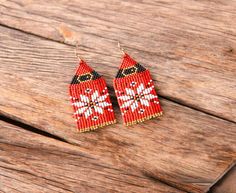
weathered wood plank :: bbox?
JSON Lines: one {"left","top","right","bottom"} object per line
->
{"left": 210, "top": 165, "right": 236, "bottom": 193}
{"left": 0, "top": 26, "right": 236, "bottom": 193}
{"left": 0, "top": 120, "right": 185, "bottom": 193}
{"left": 0, "top": 0, "right": 235, "bottom": 122}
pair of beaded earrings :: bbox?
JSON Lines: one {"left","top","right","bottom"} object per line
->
{"left": 69, "top": 43, "right": 163, "bottom": 132}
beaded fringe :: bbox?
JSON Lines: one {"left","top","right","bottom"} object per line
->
{"left": 125, "top": 112, "right": 163, "bottom": 126}
{"left": 77, "top": 120, "right": 117, "bottom": 133}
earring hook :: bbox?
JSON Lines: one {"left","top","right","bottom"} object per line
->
{"left": 117, "top": 41, "right": 125, "bottom": 55}
{"left": 75, "top": 41, "right": 82, "bottom": 62}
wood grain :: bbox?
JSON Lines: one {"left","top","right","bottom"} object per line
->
{"left": 210, "top": 165, "right": 236, "bottom": 193}
{"left": 0, "top": 26, "right": 236, "bottom": 193}
{"left": 0, "top": 120, "right": 185, "bottom": 193}
{"left": 0, "top": 0, "right": 235, "bottom": 122}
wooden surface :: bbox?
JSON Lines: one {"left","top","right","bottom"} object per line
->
{"left": 0, "top": 0, "right": 236, "bottom": 193}
{"left": 210, "top": 165, "right": 236, "bottom": 193}
{"left": 0, "top": 120, "right": 185, "bottom": 193}
{"left": 0, "top": 0, "right": 236, "bottom": 122}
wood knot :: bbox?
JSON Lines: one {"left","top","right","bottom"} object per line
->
{"left": 58, "top": 24, "right": 78, "bottom": 44}
{"left": 227, "top": 47, "right": 234, "bottom": 53}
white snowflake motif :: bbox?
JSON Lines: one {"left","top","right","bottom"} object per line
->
{"left": 118, "top": 83, "right": 158, "bottom": 112}
{"left": 72, "top": 89, "right": 111, "bottom": 119}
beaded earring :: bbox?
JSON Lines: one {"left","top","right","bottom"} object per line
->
{"left": 69, "top": 44, "right": 116, "bottom": 132}
{"left": 113, "top": 43, "right": 163, "bottom": 126}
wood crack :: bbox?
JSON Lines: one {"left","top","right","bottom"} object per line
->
{"left": 0, "top": 115, "right": 68, "bottom": 143}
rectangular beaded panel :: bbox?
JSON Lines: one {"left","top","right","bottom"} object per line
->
{"left": 69, "top": 60, "right": 116, "bottom": 132}
{"left": 114, "top": 54, "right": 162, "bottom": 125}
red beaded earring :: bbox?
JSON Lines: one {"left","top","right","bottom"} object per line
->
{"left": 113, "top": 43, "right": 163, "bottom": 126}
{"left": 69, "top": 44, "right": 116, "bottom": 132}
